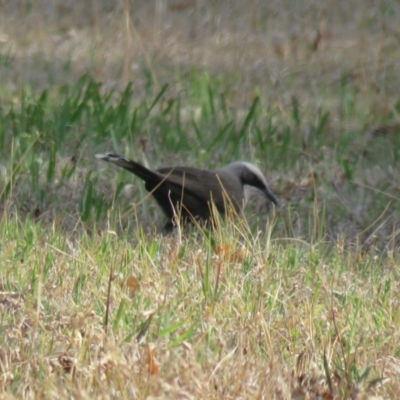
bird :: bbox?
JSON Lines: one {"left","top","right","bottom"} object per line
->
{"left": 96, "top": 153, "right": 278, "bottom": 230}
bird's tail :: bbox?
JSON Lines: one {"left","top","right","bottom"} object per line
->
{"left": 96, "top": 153, "right": 160, "bottom": 183}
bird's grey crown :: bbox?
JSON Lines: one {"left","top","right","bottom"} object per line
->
{"left": 221, "top": 161, "right": 268, "bottom": 186}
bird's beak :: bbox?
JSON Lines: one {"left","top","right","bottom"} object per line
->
{"left": 261, "top": 187, "right": 279, "bottom": 206}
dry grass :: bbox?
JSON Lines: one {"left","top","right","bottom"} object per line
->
{"left": 2, "top": 214, "right": 400, "bottom": 398}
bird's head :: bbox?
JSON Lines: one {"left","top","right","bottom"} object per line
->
{"left": 223, "top": 161, "right": 279, "bottom": 206}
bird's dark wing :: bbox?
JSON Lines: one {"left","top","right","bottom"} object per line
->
{"left": 97, "top": 154, "right": 212, "bottom": 221}
{"left": 156, "top": 167, "right": 243, "bottom": 213}
{"left": 142, "top": 167, "right": 205, "bottom": 220}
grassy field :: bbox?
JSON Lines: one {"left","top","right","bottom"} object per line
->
{"left": 1, "top": 1, "right": 400, "bottom": 398}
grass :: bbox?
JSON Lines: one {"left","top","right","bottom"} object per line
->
{"left": 2, "top": 215, "right": 399, "bottom": 397}
{"left": 1, "top": 1, "right": 400, "bottom": 398}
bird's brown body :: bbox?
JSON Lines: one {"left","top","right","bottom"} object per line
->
{"left": 96, "top": 153, "right": 278, "bottom": 230}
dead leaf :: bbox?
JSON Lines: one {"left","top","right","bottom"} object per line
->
{"left": 127, "top": 275, "right": 138, "bottom": 296}
{"left": 214, "top": 245, "right": 246, "bottom": 263}
{"left": 146, "top": 344, "right": 159, "bottom": 375}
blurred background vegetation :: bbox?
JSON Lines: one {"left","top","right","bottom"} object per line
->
{"left": 0, "top": 0, "right": 399, "bottom": 247}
